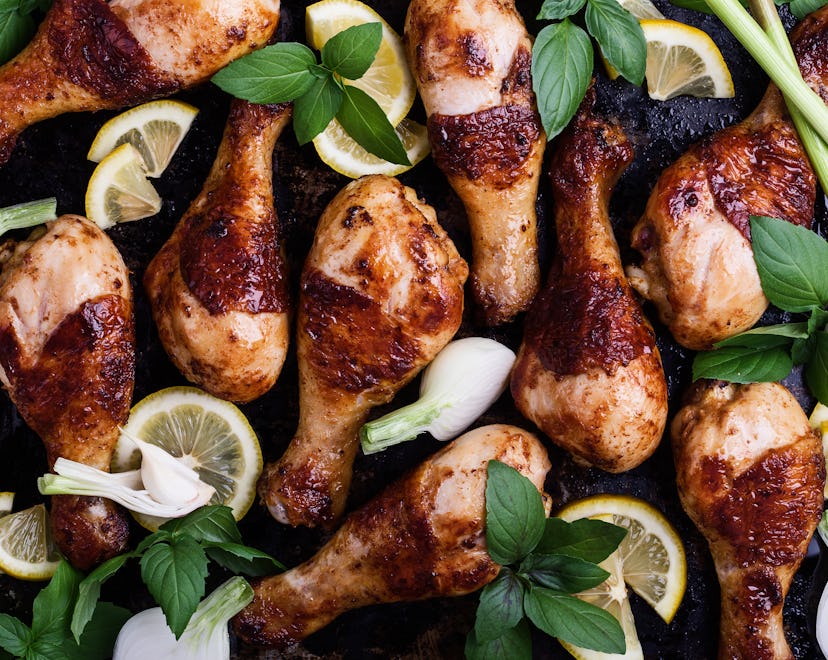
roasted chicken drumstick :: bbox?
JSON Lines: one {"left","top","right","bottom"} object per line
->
{"left": 626, "top": 6, "right": 828, "bottom": 350}
{"left": 404, "top": 0, "right": 544, "bottom": 325}
{"left": 672, "top": 381, "right": 824, "bottom": 658}
{"left": 258, "top": 174, "right": 468, "bottom": 528}
{"left": 0, "top": 215, "right": 134, "bottom": 570}
{"left": 144, "top": 101, "right": 291, "bottom": 403}
{"left": 0, "top": 0, "right": 281, "bottom": 165}
{"left": 236, "top": 424, "right": 551, "bottom": 649}
{"left": 511, "top": 91, "right": 667, "bottom": 472}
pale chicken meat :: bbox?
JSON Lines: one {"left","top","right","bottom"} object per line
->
{"left": 626, "top": 6, "right": 828, "bottom": 350}
{"left": 0, "top": 215, "right": 134, "bottom": 570}
{"left": 404, "top": 0, "right": 544, "bottom": 325}
{"left": 511, "top": 91, "right": 667, "bottom": 472}
{"left": 258, "top": 175, "right": 468, "bottom": 529}
{"left": 672, "top": 381, "right": 824, "bottom": 659}
{"left": 144, "top": 101, "right": 291, "bottom": 403}
{"left": 236, "top": 424, "right": 551, "bottom": 649}
{"left": 0, "top": 0, "right": 281, "bottom": 165}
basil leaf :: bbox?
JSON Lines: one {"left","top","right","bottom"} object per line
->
{"left": 0, "top": 1, "right": 18, "bottom": 12}
{"left": 537, "top": 0, "right": 586, "bottom": 20}
{"left": 161, "top": 505, "right": 242, "bottom": 545}
{"left": 789, "top": 0, "right": 825, "bottom": 18}
{"left": 204, "top": 541, "right": 285, "bottom": 575}
{"left": 810, "top": 308, "right": 828, "bottom": 335}
{"left": 692, "top": 345, "right": 793, "bottom": 383}
{"left": 524, "top": 587, "right": 625, "bottom": 654}
{"left": 532, "top": 20, "right": 593, "bottom": 140}
{"left": 72, "top": 553, "right": 133, "bottom": 642}
{"left": 294, "top": 73, "right": 343, "bottom": 144}
{"left": 585, "top": 0, "right": 646, "bottom": 85}
{"left": 519, "top": 554, "right": 610, "bottom": 592}
{"left": 75, "top": 602, "right": 131, "bottom": 660}
{"left": 806, "top": 331, "right": 828, "bottom": 405}
{"left": 24, "top": 638, "right": 66, "bottom": 660}
{"left": 486, "top": 460, "right": 546, "bottom": 565}
{"left": 337, "top": 85, "right": 409, "bottom": 164}
{"left": 32, "top": 561, "right": 81, "bottom": 641}
{"left": 714, "top": 322, "right": 808, "bottom": 347}
{"left": 751, "top": 215, "right": 828, "bottom": 311}
{"left": 536, "top": 518, "right": 626, "bottom": 563}
{"left": 474, "top": 568, "right": 526, "bottom": 643}
{"left": 465, "top": 619, "right": 532, "bottom": 660}
{"left": 0, "top": 10, "right": 34, "bottom": 65}
{"left": 792, "top": 336, "right": 815, "bottom": 365}
{"left": 140, "top": 536, "right": 209, "bottom": 638}
{"left": 321, "top": 22, "right": 381, "bottom": 80}
{"left": 0, "top": 615, "right": 31, "bottom": 657}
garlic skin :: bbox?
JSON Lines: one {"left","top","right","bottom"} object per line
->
{"left": 131, "top": 437, "right": 214, "bottom": 508}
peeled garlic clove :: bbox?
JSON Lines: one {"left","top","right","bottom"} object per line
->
{"left": 133, "top": 438, "right": 215, "bottom": 507}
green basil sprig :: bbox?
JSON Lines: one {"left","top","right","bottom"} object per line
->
{"left": 465, "top": 461, "right": 627, "bottom": 659}
{"left": 693, "top": 215, "right": 828, "bottom": 403}
{"left": 0, "top": 0, "right": 51, "bottom": 65}
{"left": 532, "top": 0, "right": 646, "bottom": 139}
{"left": 212, "top": 22, "right": 409, "bottom": 166}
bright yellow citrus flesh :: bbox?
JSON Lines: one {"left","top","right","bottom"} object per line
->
{"left": 0, "top": 503, "right": 61, "bottom": 581}
{"left": 808, "top": 402, "right": 828, "bottom": 498}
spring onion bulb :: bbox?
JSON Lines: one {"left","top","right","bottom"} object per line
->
{"left": 113, "top": 576, "right": 254, "bottom": 659}
{"left": 360, "top": 337, "right": 516, "bottom": 455}
{"left": 0, "top": 198, "right": 57, "bottom": 237}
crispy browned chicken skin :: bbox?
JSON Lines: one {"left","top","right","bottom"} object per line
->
{"left": 0, "top": 216, "right": 134, "bottom": 570}
{"left": 0, "top": 0, "right": 281, "bottom": 165}
{"left": 512, "top": 90, "right": 667, "bottom": 472}
{"left": 258, "top": 175, "right": 468, "bottom": 529}
{"left": 672, "top": 381, "right": 825, "bottom": 659}
{"left": 404, "top": 0, "right": 544, "bottom": 325}
{"left": 626, "top": 7, "right": 828, "bottom": 350}
{"left": 236, "top": 424, "right": 551, "bottom": 649}
{"left": 144, "top": 101, "right": 291, "bottom": 403}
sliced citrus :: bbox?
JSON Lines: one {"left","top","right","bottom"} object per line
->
{"left": 85, "top": 142, "right": 162, "bottom": 229}
{"left": 0, "top": 492, "right": 13, "bottom": 517}
{"left": 0, "top": 503, "right": 61, "bottom": 581}
{"left": 617, "top": 0, "right": 664, "bottom": 19}
{"left": 640, "top": 19, "right": 734, "bottom": 101}
{"left": 809, "top": 402, "right": 828, "bottom": 498}
{"left": 112, "top": 386, "right": 262, "bottom": 532}
{"left": 87, "top": 100, "right": 198, "bottom": 178}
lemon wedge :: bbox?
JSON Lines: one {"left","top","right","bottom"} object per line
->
{"left": 0, "top": 503, "right": 61, "bottom": 581}
{"left": 808, "top": 402, "right": 828, "bottom": 497}
{"left": 111, "top": 386, "right": 263, "bottom": 532}
{"left": 87, "top": 100, "right": 198, "bottom": 178}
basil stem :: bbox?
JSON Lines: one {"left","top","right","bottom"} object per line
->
{"left": 0, "top": 197, "right": 56, "bottom": 236}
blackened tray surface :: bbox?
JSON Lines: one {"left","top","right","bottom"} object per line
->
{"left": 0, "top": 0, "right": 826, "bottom": 658}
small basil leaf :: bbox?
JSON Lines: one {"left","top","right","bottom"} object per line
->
{"left": 32, "top": 561, "right": 82, "bottom": 639}
{"left": 211, "top": 43, "right": 317, "bottom": 104}
{"left": 692, "top": 345, "right": 793, "bottom": 383}
{"left": 750, "top": 215, "right": 828, "bottom": 311}
{"left": 161, "top": 505, "right": 242, "bottom": 545}
{"left": 524, "top": 587, "right": 626, "bottom": 654}
{"left": 532, "top": 20, "right": 593, "bottom": 140}
{"left": 810, "top": 308, "right": 828, "bottom": 335}
{"left": 75, "top": 602, "right": 132, "bottom": 660}
{"left": 536, "top": 518, "right": 626, "bottom": 563}
{"left": 72, "top": 553, "right": 133, "bottom": 642}
{"left": 0, "top": 10, "right": 34, "bottom": 65}
{"left": 806, "top": 331, "right": 828, "bottom": 405}
{"left": 474, "top": 568, "right": 526, "bottom": 643}
{"left": 789, "top": 0, "right": 826, "bottom": 18}
{"left": 0, "top": 615, "right": 31, "bottom": 657}
{"left": 519, "top": 554, "right": 610, "bottom": 592}
{"left": 537, "top": 0, "right": 586, "bottom": 20}
{"left": 792, "top": 335, "right": 816, "bottom": 366}
{"left": 486, "top": 460, "right": 546, "bottom": 565}
{"left": 337, "top": 85, "right": 409, "bottom": 164}
{"left": 715, "top": 322, "right": 808, "bottom": 347}
{"left": 585, "top": 0, "right": 646, "bottom": 85}
{"left": 294, "top": 73, "right": 343, "bottom": 144}
{"left": 321, "top": 22, "right": 381, "bottom": 80}
{"left": 465, "top": 619, "right": 532, "bottom": 660}
{"left": 204, "top": 541, "right": 286, "bottom": 576}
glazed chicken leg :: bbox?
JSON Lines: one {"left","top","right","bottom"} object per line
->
{"left": 511, "top": 90, "right": 667, "bottom": 472}
{"left": 258, "top": 175, "right": 468, "bottom": 528}
{"left": 0, "top": 216, "right": 134, "bottom": 570}
{"left": 672, "top": 381, "right": 825, "bottom": 658}
{"left": 236, "top": 424, "right": 551, "bottom": 648}
{"left": 404, "top": 0, "right": 544, "bottom": 325}
{"left": 0, "top": 0, "right": 280, "bottom": 165}
{"left": 626, "top": 6, "right": 828, "bottom": 350}
{"left": 144, "top": 101, "right": 291, "bottom": 403}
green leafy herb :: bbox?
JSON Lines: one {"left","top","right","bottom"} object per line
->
{"left": 465, "top": 461, "right": 627, "bottom": 659}
{"left": 212, "top": 22, "right": 407, "bottom": 164}
{"left": 0, "top": 0, "right": 49, "bottom": 65}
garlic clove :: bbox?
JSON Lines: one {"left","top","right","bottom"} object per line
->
{"left": 132, "top": 437, "right": 215, "bottom": 508}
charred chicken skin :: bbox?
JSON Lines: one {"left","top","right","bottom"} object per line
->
{"left": 258, "top": 174, "right": 468, "bottom": 529}
{"left": 672, "top": 381, "right": 825, "bottom": 659}
{"left": 0, "top": 215, "right": 134, "bottom": 570}
{"left": 236, "top": 424, "right": 551, "bottom": 649}
{"left": 404, "top": 0, "right": 544, "bottom": 325}
{"left": 511, "top": 90, "right": 667, "bottom": 472}
{"left": 144, "top": 100, "right": 291, "bottom": 404}
{"left": 0, "top": 0, "right": 281, "bottom": 165}
{"left": 626, "top": 6, "right": 828, "bottom": 350}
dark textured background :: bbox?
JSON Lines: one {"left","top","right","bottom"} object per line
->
{"left": 0, "top": 0, "right": 826, "bottom": 657}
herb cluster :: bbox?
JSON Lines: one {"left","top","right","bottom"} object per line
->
{"left": 694, "top": 215, "right": 828, "bottom": 403}
{"left": 466, "top": 461, "right": 627, "bottom": 659}
{"left": 0, "top": 0, "right": 49, "bottom": 65}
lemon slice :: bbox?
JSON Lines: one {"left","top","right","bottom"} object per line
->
{"left": 808, "top": 402, "right": 828, "bottom": 498}
{"left": 111, "top": 386, "right": 263, "bottom": 532}
{"left": 85, "top": 143, "right": 162, "bottom": 229}
{"left": 313, "top": 117, "right": 430, "bottom": 178}
{"left": 87, "top": 100, "right": 198, "bottom": 178}
{"left": 617, "top": 0, "right": 664, "bottom": 20}
{"left": 640, "top": 19, "right": 735, "bottom": 101}
{"left": 306, "top": 0, "right": 415, "bottom": 126}
{"left": 0, "top": 503, "right": 61, "bottom": 581}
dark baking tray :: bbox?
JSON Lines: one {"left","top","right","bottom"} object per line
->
{"left": 0, "top": 0, "right": 826, "bottom": 658}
